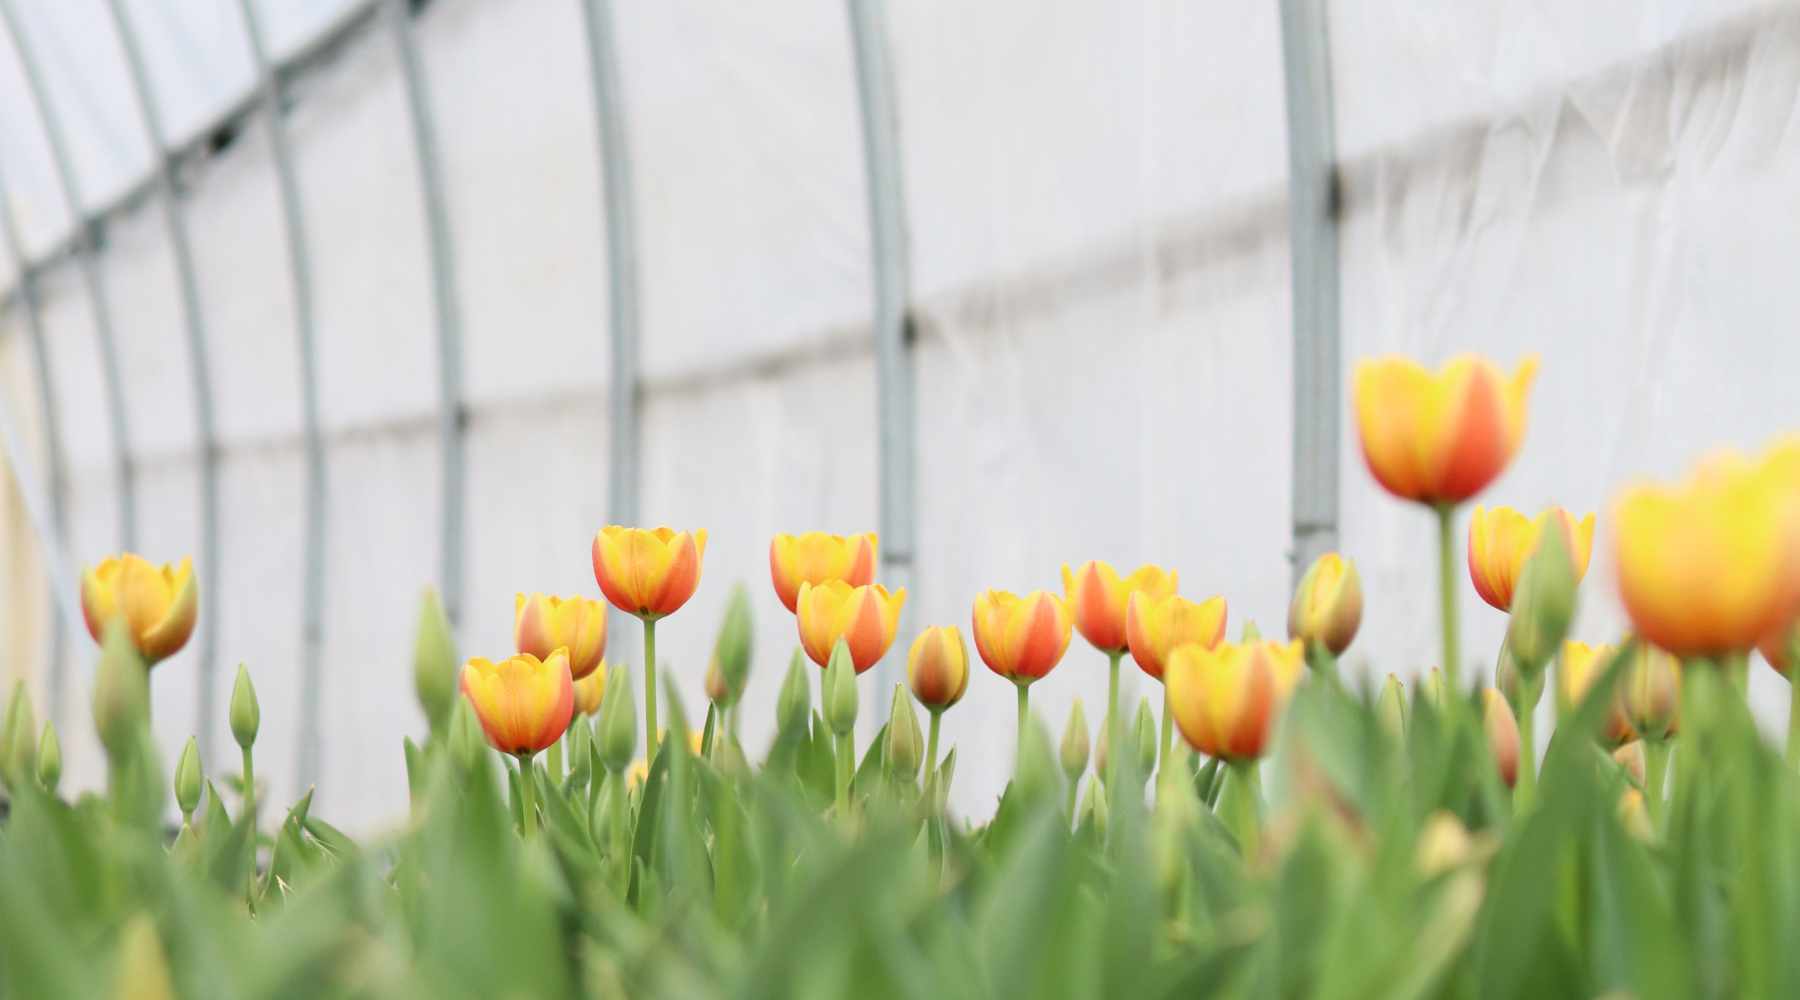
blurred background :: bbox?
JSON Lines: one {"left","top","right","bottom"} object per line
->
{"left": 1, "top": 0, "right": 1797, "bottom": 829}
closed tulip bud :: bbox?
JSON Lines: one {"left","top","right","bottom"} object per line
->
{"left": 1620, "top": 643, "right": 1680, "bottom": 740}
{"left": 1093, "top": 718, "right": 1111, "bottom": 779}
{"left": 1482, "top": 688, "right": 1520, "bottom": 788}
{"left": 1061, "top": 561, "right": 1178, "bottom": 654}
{"left": 1376, "top": 673, "right": 1408, "bottom": 738}
{"left": 1126, "top": 592, "right": 1227, "bottom": 680}
{"left": 884, "top": 684, "right": 923, "bottom": 781}
{"left": 1131, "top": 700, "right": 1157, "bottom": 778}
{"left": 1, "top": 681, "right": 35, "bottom": 790}
{"left": 113, "top": 914, "right": 176, "bottom": 1000}
{"left": 777, "top": 649, "right": 812, "bottom": 734}
{"left": 769, "top": 532, "right": 877, "bottom": 614}
{"left": 704, "top": 658, "right": 730, "bottom": 706}
{"left": 514, "top": 593, "right": 607, "bottom": 681}
{"left": 711, "top": 584, "right": 754, "bottom": 702}
{"left": 567, "top": 718, "right": 593, "bottom": 786}
{"left": 449, "top": 698, "right": 487, "bottom": 773}
{"left": 1615, "top": 439, "right": 1800, "bottom": 656}
{"left": 1468, "top": 505, "right": 1595, "bottom": 613}
{"left": 1165, "top": 639, "right": 1305, "bottom": 761}
{"left": 597, "top": 667, "right": 637, "bottom": 773}
{"left": 1287, "top": 553, "right": 1362, "bottom": 656}
{"left": 80, "top": 553, "right": 198, "bottom": 664}
{"left": 1612, "top": 740, "right": 1645, "bottom": 785}
{"left": 1353, "top": 354, "right": 1539, "bottom": 505}
{"left": 574, "top": 666, "right": 607, "bottom": 716}
{"left": 1240, "top": 620, "right": 1263, "bottom": 642}
{"left": 1079, "top": 776, "right": 1109, "bottom": 837}
{"left": 796, "top": 580, "right": 907, "bottom": 673}
{"left": 413, "top": 589, "right": 459, "bottom": 734}
{"left": 971, "top": 590, "right": 1073, "bottom": 683}
{"left": 229, "top": 664, "right": 260, "bottom": 751}
{"left": 36, "top": 721, "right": 61, "bottom": 792}
{"left": 459, "top": 650, "right": 575, "bottom": 756}
{"left": 174, "top": 736, "right": 202, "bottom": 816}
{"left": 1059, "top": 698, "right": 1090, "bottom": 780}
{"left": 907, "top": 626, "right": 970, "bottom": 712}
{"left": 592, "top": 526, "right": 707, "bottom": 620}
{"left": 824, "top": 640, "right": 859, "bottom": 737}
{"left": 93, "top": 618, "right": 150, "bottom": 758}
{"left": 1421, "top": 667, "right": 1446, "bottom": 708}
{"left": 1556, "top": 641, "right": 1635, "bottom": 746}
{"left": 1503, "top": 525, "right": 1578, "bottom": 674}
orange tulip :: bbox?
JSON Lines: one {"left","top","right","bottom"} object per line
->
{"left": 591, "top": 526, "right": 707, "bottom": 619}
{"left": 515, "top": 593, "right": 607, "bottom": 680}
{"left": 1287, "top": 552, "right": 1363, "bottom": 655}
{"left": 459, "top": 649, "right": 575, "bottom": 755}
{"left": 80, "top": 554, "right": 199, "bottom": 665}
{"left": 1125, "top": 592, "right": 1227, "bottom": 680}
{"left": 1613, "top": 439, "right": 1800, "bottom": 656}
{"left": 769, "top": 532, "right": 877, "bottom": 614}
{"left": 1352, "top": 354, "right": 1539, "bottom": 505}
{"left": 1555, "top": 641, "right": 1634, "bottom": 746}
{"left": 1061, "top": 561, "right": 1177, "bottom": 653}
{"left": 1467, "top": 506, "right": 1595, "bottom": 612}
{"left": 908, "top": 626, "right": 969, "bottom": 711}
{"left": 971, "top": 590, "right": 1073, "bottom": 683}
{"left": 795, "top": 580, "right": 907, "bottom": 673}
{"left": 573, "top": 666, "right": 606, "bottom": 716}
{"left": 1164, "top": 639, "right": 1303, "bottom": 761}
{"left": 1482, "top": 688, "right": 1520, "bottom": 788}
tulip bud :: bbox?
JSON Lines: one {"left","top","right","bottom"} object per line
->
{"left": 36, "top": 721, "right": 61, "bottom": 793}
{"left": 1013, "top": 714, "right": 1061, "bottom": 803}
{"left": 1483, "top": 688, "right": 1520, "bottom": 788}
{"left": 883, "top": 684, "right": 923, "bottom": 781}
{"left": 1421, "top": 667, "right": 1446, "bottom": 709}
{"left": 449, "top": 698, "right": 486, "bottom": 773}
{"left": 1059, "top": 698, "right": 1090, "bottom": 780}
{"left": 1078, "top": 776, "right": 1108, "bottom": 837}
{"left": 93, "top": 618, "right": 150, "bottom": 759}
{"left": 1416, "top": 811, "right": 1475, "bottom": 876}
{"left": 1288, "top": 552, "right": 1363, "bottom": 656}
{"left": 174, "top": 736, "right": 202, "bottom": 816}
{"left": 567, "top": 717, "right": 593, "bottom": 787}
{"left": 1612, "top": 740, "right": 1645, "bottom": 785}
{"left": 1, "top": 680, "right": 36, "bottom": 790}
{"left": 1240, "top": 620, "right": 1262, "bottom": 642}
{"left": 1503, "top": 526, "right": 1578, "bottom": 675}
{"left": 1376, "top": 674, "right": 1408, "bottom": 739}
{"left": 597, "top": 667, "right": 637, "bottom": 773}
{"left": 824, "top": 639, "right": 859, "bottom": 738}
{"left": 413, "top": 589, "right": 458, "bottom": 735}
{"left": 1093, "top": 718, "right": 1110, "bottom": 779}
{"left": 229, "top": 664, "right": 260, "bottom": 751}
{"left": 1620, "top": 643, "right": 1680, "bottom": 741}
{"left": 777, "top": 648, "right": 812, "bottom": 735}
{"left": 710, "top": 584, "right": 753, "bottom": 707}
{"left": 113, "top": 914, "right": 176, "bottom": 1000}
{"left": 1494, "top": 643, "right": 1541, "bottom": 713}
{"left": 1131, "top": 699, "right": 1157, "bottom": 778}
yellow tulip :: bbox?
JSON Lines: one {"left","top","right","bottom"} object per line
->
{"left": 769, "top": 532, "right": 877, "bottom": 614}
{"left": 1613, "top": 440, "right": 1800, "bottom": 656}
{"left": 1286, "top": 552, "right": 1363, "bottom": 655}
{"left": 80, "top": 554, "right": 199, "bottom": 665}
{"left": 515, "top": 593, "right": 607, "bottom": 680}
{"left": 1555, "top": 641, "right": 1635, "bottom": 747}
{"left": 1061, "top": 561, "right": 1177, "bottom": 654}
{"left": 1352, "top": 354, "right": 1539, "bottom": 505}
{"left": 1619, "top": 643, "right": 1679, "bottom": 739}
{"left": 795, "top": 580, "right": 907, "bottom": 673}
{"left": 573, "top": 665, "right": 606, "bottom": 716}
{"left": 1124, "top": 592, "right": 1227, "bottom": 680}
{"left": 1467, "top": 506, "right": 1595, "bottom": 612}
{"left": 907, "top": 626, "right": 970, "bottom": 711}
{"left": 591, "top": 526, "right": 707, "bottom": 620}
{"left": 459, "top": 649, "right": 575, "bottom": 755}
{"left": 1164, "top": 639, "right": 1303, "bottom": 761}
{"left": 971, "top": 589, "right": 1073, "bottom": 683}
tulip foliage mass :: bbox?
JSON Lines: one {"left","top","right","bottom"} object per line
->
{"left": 3, "top": 352, "right": 1800, "bottom": 998}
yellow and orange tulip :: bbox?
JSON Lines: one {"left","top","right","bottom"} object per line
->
{"left": 1353, "top": 354, "right": 1539, "bottom": 505}
{"left": 1619, "top": 642, "right": 1679, "bottom": 739}
{"left": 1061, "top": 562, "right": 1177, "bottom": 654}
{"left": 769, "top": 532, "right": 877, "bottom": 614}
{"left": 459, "top": 649, "right": 575, "bottom": 755}
{"left": 1555, "top": 641, "right": 1634, "bottom": 747}
{"left": 971, "top": 589, "right": 1073, "bottom": 683}
{"left": 1164, "top": 639, "right": 1304, "bottom": 761}
{"left": 592, "top": 526, "right": 707, "bottom": 620}
{"left": 1613, "top": 440, "right": 1800, "bottom": 656}
{"left": 573, "top": 666, "right": 606, "bottom": 716}
{"left": 795, "top": 580, "right": 907, "bottom": 673}
{"left": 80, "top": 554, "right": 199, "bottom": 664}
{"left": 907, "top": 625, "right": 969, "bottom": 711}
{"left": 1467, "top": 505, "right": 1595, "bottom": 612}
{"left": 515, "top": 593, "right": 607, "bottom": 680}
{"left": 1287, "top": 552, "right": 1362, "bottom": 655}
{"left": 1125, "top": 592, "right": 1227, "bottom": 680}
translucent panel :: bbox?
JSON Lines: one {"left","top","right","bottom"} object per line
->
{"left": 109, "top": 0, "right": 255, "bottom": 148}
{"left": 0, "top": 30, "right": 73, "bottom": 259}
{"left": 418, "top": 0, "right": 611, "bottom": 407}
{"left": 257, "top": 0, "right": 364, "bottom": 63}
{"left": 613, "top": 2, "right": 871, "bottom": 380}
{"left": 98, "top": 201, "right": 199, "bottom": 461}
{"left": 131, "top": 461, "right": 204, "bottom": 772}
{"left": 36, "top": 269, "right": 122, "bottom": 495}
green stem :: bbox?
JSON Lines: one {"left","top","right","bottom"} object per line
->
{"left": 1106, "top": 650, "right": 1122, "bottom": 795}
{"left": 517, "top": 752, "right": 539, "bottom": 838}
{"left": 1513, "top": 673, "right": 1540, "bottom": 812}
{"left": 240, "top": 745, "right": 255, "bottom": 818}
{"left": 1306, "top": 640, "right": 1339, "bottom": 686}
{"left": 1158, "top": 684, "right": 1173, "bottom": 775}
{"left": 643, "top": 616, "right": 659, "bottom": 765}
{"left": 1016, "top": 682, "right": 1032, "bottom": 767}
{"left": 1436, "top": 503, "right": 1461, "bottom": 696}
{"left": 835, "top": 731, "right": 853, "bottom": 816}
{"left": 546, "top": 727, "right": 564, "bottom": 783}
{"left": 1644, "top": 735, "right": 1671, "bottom": 831}
{"left": 925, "top": 710, "right": 941, "bottom": 785}
{"left": 1673, "top": 659, "right": 1717, "bottom": 827}
{"left": 1220, "top": 761, "right": 1262, "bottom": 861}
{"left": 1789, "top": 673, "right": 1800, "bottom": 772}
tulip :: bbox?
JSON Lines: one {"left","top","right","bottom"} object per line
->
{"left": 1555, "top": 641, "right": 1634, "bottom": 747}
{"left": 1062, "top": 561, "right": 1178, "bottom": 655}
{"left": 80, "top": 553, "right": 198, "bottom": 664}
{"left": 776, "top": 649, "right": 812, "bottom": 737}
{"left": 883, "top": 684, "right": 924, "bottom": 783}
{"left": 462, "top": 649, "right": 575, "bottom": 837}
{"left": 796, "top": 580, "right": 907, "bottom": 673}
{"left": 574, "top": 666, "right": 607, "bottom": 716}
{"left": 1287, "top": 552, "right": 1362, "bottom": 658}
{"left": 1126, "top": 592, "right": 1228, "bottom": 681}
{"left": 1503, "top": 525, "right": 1579, "bottom": 675}
{"left": 973, "top": 589, "right": 1073, "bottom": 761}
{"left": 593, "top": 525, "right": 706, "bottom": 765}
{"left": 823, "top": 640, "right": 859, "bottom": 813}
{"left": 0, "top": 681, "right": 35, "bottom": 792}
{"left": 1619, "top": 643, "right": 1680, "bottom": 741}
{"left": 908, "top": 626, "right": 968, "bottom": 783}
{"left": 1482, "top": 688, "right": 1520, "bottom": 788}
{"left": 1376, "top": 673, "right": 1408, "bottom": 739}
{"left": 229, "top": 664, "right": 261, "bottom": 812}
{"left": 35, "top": 721, "right": 60, "bottom": 794}
{"left": 515, "top": 593, "right": 607, "bottom": 681}
{"left": 1467, "top": 505, "right": 1595, "bottom": 613}
{"left": 1614, "top": 441, "right": 1800, "bottom": 657}
{"left": 710, "top": 584, "right": 754, "bottom": 710}
{"left": 1612, "top": 741, "right": 1646, "bottom": 785}
{"left": 1131, "top": 700, "right": 1158, "bottom": 781}
{"left": 1165, "top": 639, "right": 1304, "bottom": 762}
{"left": 93, "top": 619, "right": 149, "bottom": 762}
{"left": 1060, "top": 698, "right": 1091, "bottom": 785}
{"left": 769, "top": 532, "right": 877, "bottom": 614}
{"left": 174, "top": 736, "right": 202, "bottom": 821}
{"left": 413, "top": 589, "right": 458, "bottom": 737}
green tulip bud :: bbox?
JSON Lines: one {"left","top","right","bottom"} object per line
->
{"left": 449, "top": 698, "right": 486, "bottom": 773}
{"left": 1376, "top": 673, "right": 1408, "bottom": 739}
{"left": 413, "top": 588, "right": 459, "bottom": 736}
{"left": 883, "top": 684, "right": 923, "bottom": 781}
{"left": 777, "top": 648, "right": 812, "bottom": 734}
{"left": 567, "top": 717, "right": 593, "bottom": 787}
{"left": 597, "top": 667, "right": 637, "bottom": 773}
{"left": 1240, "top": 620, "right": 1263, "bottom": 642}
{"left": 824, "top": 639, "right": 858, "bottom": 738}
{"left": 1421, "top": 666, "right": 1447, "bottom": 709}
{"left": 229, "top": 665, "right": 260, "bottom": 751}
{"left": 710, "top": 584, "right": 753, "bottom": 707}
{"left": 1079, "top": 775, "right": 1109, "bottom": 837}
{"left": 1504, "top": 526, "right": 1578, "bottom": 675}
{"left": 1132, "top": 699, "right": 1157, "bottom": 779}
{"left": 93, "top": 618, "right": 150, "bottom": 760}
{"left": 174, "top": 736, "right": 203, "bottom": 817}
{"left": 36, "top": 721, "right": 61, "bottom": 793}
{"left": 1059, "top": 698, "right": 1090, "bottom": 780}
{"left": 1, "top": 680, "right": 36, "bottom": 790}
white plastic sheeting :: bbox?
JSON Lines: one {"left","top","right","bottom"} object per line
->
{"left": 0, "top": 0, "right": 1796, "bottom": 828}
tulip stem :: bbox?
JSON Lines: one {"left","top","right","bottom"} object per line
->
{"left": 925, "top": 710, "right": 941, "bottom": 788}
{"left": 1788, "top": 675, "right": 1800, "bottom": 772}
{"left": 642, "top": 617, "right": 659, "bottom": 765}
{"left": 1514, "top": 682, "right": 1536, "bottom": 812}
{"left": 835, "top": 732, "right": 853, "bottom": 816}
{"left": 517, "top": 753, "right": 539, "bottom": 838}
{"left": 1106, "top": 651, "right": 1122, "bottom": 797}
{"left": 1220, "top": 761, "right": 1261, "bottom": 861}
{"left": 1435, "top": 503, "right": 1461, "bottom": 699}
{"left": 546, "top": 730, "right": 564, "bottom": 784}
{"left": 1726, "top": 652, "right": 1749, "bottom": 699}
{"left": 1644, "top": 735, "right": 1671, "bottom": 831}
{"left": 1158, "top": 686, "right": 1173, "bottom": 775}
{"left": 1016, "top": 682, "right": 1031, "bottom": 767}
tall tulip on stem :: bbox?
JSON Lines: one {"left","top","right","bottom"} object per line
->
{"left": 1126, "top": 591, "right": 1227, "bottom": 773}
{"left": 593, "top": 527, "right": 707, "bottom": 767}
{"left": 973, "top": 590, "right": 1073, "bottom": 776}
{"left": 907, "top": 626, "right": 969, "bottom": 791}
{"left": 460, "top": 650, "right": 576, "bottom": 838}
{"left": 1063, "top": 563, "right": 1176, "bottom": 795}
